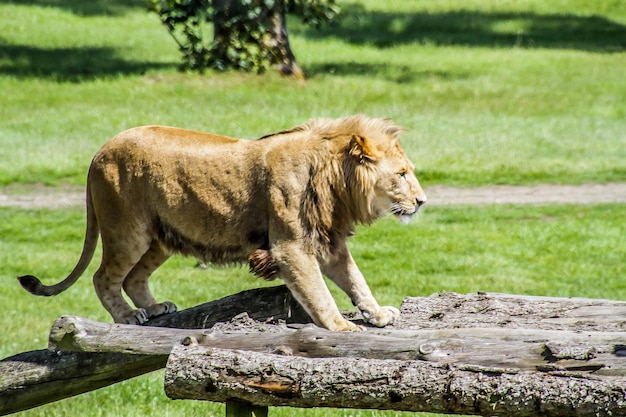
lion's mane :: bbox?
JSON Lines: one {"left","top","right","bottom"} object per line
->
{"left": 249, "top": 115, "right": 405, "bottom": 280}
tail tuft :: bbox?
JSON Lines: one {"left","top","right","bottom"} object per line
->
{"left": 248, "top": 249, "right": 279, "bottom": 281}
{"left": 17, "top": 275, "right": 51, "bottom": 296}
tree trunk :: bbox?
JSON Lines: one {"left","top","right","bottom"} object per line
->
{"left": 264, "top": 9, "right": 305, "bottom": 79}
{"left": 4, "top": 290, "right": 626, "bottom": 416}
{"left": 164, "top": 346, "right": 626, "bottom": 417}
{"left": 396, "top": 291, "right": 626, "bottom": 332}
{"left": 212, "top": 0, "right": 305, "bottom": 79}
{"left": 163, "top": 292, "right": 626, "bottom": 416}
{"left": 146, "top": 284, "right": 310, "bottom": 329}
{"left": 0, "top": 350, "right": 162, "bottom": 416}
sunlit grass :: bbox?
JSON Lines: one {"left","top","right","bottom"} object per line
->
{"left": 2, "top": 203, "right": 624, "bottom": 416}
{"left": 0, "top": 1, "right": 625, "bottom": 186}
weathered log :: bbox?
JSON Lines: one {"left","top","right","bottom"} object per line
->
{"left": 49, "top": 315, "right": 626, "bottom": 376}
{"left": 0, "top": 350, "right": 162, "bottom": 416}
{"left": 49, "top": 315, "right": 202, "bottom": 355}
{"left": 397, "top": 291, "right": 626, "bottom": 332}
{"left": 147, "top": 285, "right": 310, "bottom": 329}
{"left": 163, "top": 292, "right": 626, "bottom": 416}
{"left": 164, "top": 345, "right": 626, "bottom": 417}
{"left": 0, "top": 285, "right": 303, "bottom": 416}
{"left": 4, "top": 290, "right": 626, "bottom": 416}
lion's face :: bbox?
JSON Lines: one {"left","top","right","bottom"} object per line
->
{"left": 371, "top": 143, "right": 427, "bottom": 224}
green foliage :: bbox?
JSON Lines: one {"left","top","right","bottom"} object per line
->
{"left": 210, "top": 0, "right": 275, "bottom": 73}
{"left": 146, "top": 0, "right": 339, "bottom": 73}
{"left": 288, "top": 0, "right": 341, "bottom": 28}
{"left": 148, "top": 0, "right": 213, "bottom": 70}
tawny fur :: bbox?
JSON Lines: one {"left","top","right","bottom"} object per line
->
{"left": 18, "top": 115, "right": 427, "bottom": 331}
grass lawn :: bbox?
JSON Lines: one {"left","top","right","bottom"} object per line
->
{"left": 0, "top": 0, "right": 625, "bottom": 187}
{"left": 2, "top": 203, "right": 625, "bottom": 416}
{"left": 1, "top": 0, "right": 625, "bottom": 416}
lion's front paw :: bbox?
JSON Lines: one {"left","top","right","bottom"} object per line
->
{"left": 362, "top": 306, "right": 400, "bottom": 327}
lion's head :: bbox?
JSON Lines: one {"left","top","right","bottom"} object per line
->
{"left": 350, "top": 118, "right": 426, "bottom": 225}
{"left": 303, "top": 115, "right": 426, "bottom": 225}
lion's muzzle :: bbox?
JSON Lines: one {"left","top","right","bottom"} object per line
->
{"left": 394, "top": 197, "right": 426, "bottom": 225}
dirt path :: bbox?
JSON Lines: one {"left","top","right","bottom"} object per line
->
{"left": 427, "top": 183, "right": 626, "bottom": 205}
{"left": 1, "top": 183, "right": 625, "bottom": 209}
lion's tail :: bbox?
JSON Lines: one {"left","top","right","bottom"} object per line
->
{"left": 17, "top": 183, "right": 99, "bottom": 297}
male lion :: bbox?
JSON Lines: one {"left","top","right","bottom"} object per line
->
{"left": 18, "top": 115, "right": 426, "bottom": 331}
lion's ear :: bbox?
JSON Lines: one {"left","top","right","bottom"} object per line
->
{"left": 350, "top": 135, "right": 382, "bottom": 163}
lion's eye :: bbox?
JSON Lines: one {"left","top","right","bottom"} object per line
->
{"left": 399, "top": 170, "right": 407, "bottom": 179}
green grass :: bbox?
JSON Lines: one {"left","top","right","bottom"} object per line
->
{"left": 2, "top": 204, "right": 625, "bottom": 416}
{"left": 1, "top": 0, "right": 625, "bottom": 186}
{"left": 1, "top": 0, "right": 625, "bottom": 416}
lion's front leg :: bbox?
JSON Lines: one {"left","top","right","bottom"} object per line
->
{"left": 321, "top": 243, "right": 400, "bottom": 328}
{"left": 273, "top": 244, "right": 361, "bottom": 332}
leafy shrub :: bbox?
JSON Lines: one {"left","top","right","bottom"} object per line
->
{"left": 147, "top": 0, "right": 340, "bottom": 74}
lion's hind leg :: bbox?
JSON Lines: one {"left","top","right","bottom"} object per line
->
{"left": 93, "top": 257, "right": 149, "bottom": 325}
{"left": 94, "top": 235, "right": 173, "bottom": 325}
{"left": 122, "top": 240, "right": 177, "bottom": 320}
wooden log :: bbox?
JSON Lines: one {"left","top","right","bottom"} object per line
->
{"left": 0, "top": 285, "right": 304, "bottom": 416}
{"left": 147, "top": 285, "right": 310, "bottom": 329}
{"left": 49, "top": 315, "right": 198, "bottom": 355}
{"left": 397, "top": 291, "right": 626, "bottom": 332}
{"left": 0, "top": 350, "right": 162, "bottom": 416}
{"left": 164, "top": 345, "right": 626, "bottom": 417}
{"left": 49, "top": 316, "right": 626, "bottom": 376}
{"left": 4, "top": 290, "right": 626, "bottom": 415}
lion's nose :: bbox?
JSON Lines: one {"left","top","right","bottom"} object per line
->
{"left": 416, "top": 197, "right": 426, "bottom": 208}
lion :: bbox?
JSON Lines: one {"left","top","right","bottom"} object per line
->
{"left": 18, "top": 115, "right": 427, "bottom": 331}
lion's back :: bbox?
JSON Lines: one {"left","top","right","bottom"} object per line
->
{"left": 88, "top": 126, "right": 272, "bottom": 264}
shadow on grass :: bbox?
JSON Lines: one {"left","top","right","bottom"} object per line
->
{"left": 0, "top": 43, "right": 173, "bottom": 82}
{"left": 6, "top": 0, "right": 146, "bottom": 16}
{"left": 306, "top": 62, "right": 467, "bottom": 84}
{"left": 4, "top": 3, "right": 625, "bottom": 81}
{"left": 302, "top": 7, "right": 626, "bottom": 53}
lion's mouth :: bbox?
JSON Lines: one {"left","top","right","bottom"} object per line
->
{"left": 390, "top": 204, "right": 417, "bottom": 225}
